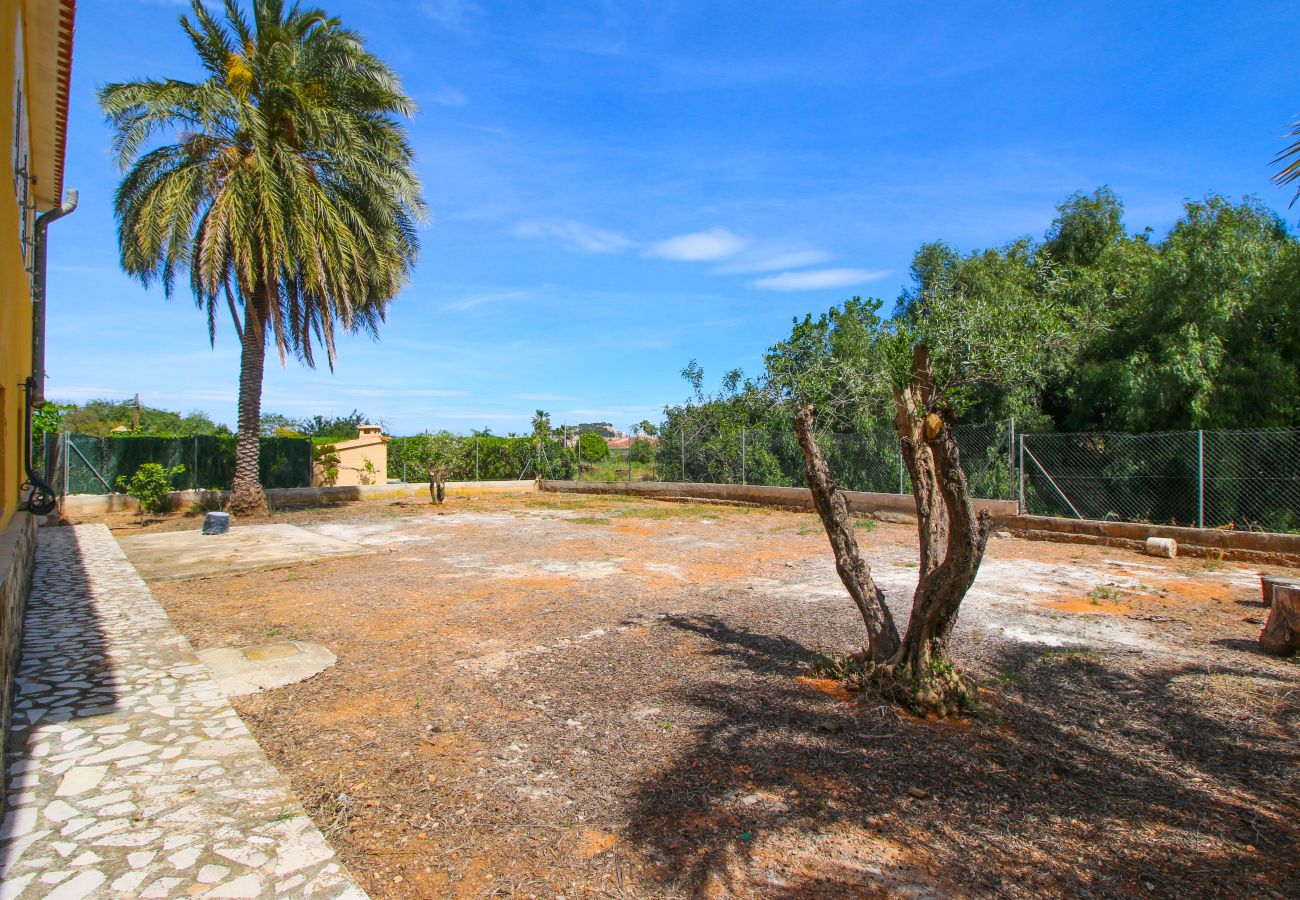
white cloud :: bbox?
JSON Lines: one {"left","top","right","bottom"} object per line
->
{"left": 513, "top": 392, "right": 580, "bottom": 402}
{"left": 712, "top": 248, "right": 835, "bottom": 275}
{"left": 422, "top": 0, "right": 481, "bottom": 28}
{"left": 430, "top": 86, "right": 469, "bottom": 108}
{"left": 647, "top": 227, "right": 747, "bottom": 262}
{"left": 749, "top": 268, "right": 893, "bottom": 292}
{"left": 439, "top": 289, "right": 534, "bottom": 313}
{"left": 511, "top": 219, "right": 634, "bottom": 255}
{"left": 336, "top": 387, "right": 470, "bottom": 398}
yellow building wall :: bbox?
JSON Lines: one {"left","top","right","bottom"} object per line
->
{"left": 313, "top": 438, "right": 389, "bottom": 487}
{"left": 0, "top": 1, "right": 34, "bottom": 531}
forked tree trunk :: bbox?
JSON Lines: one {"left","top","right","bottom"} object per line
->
{"left": 893, "top": 410, "right": 993, "bottom": 708}
{"left": 229, "top": 295, "right": 269, "bottom": 518}
{"left": 794, "top": 405, "right": 900, "bottom": 661}
{"left": 794, "top": 346, "right": 994, "bottom": 715}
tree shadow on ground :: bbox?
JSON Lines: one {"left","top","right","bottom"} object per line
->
{"left": 623, "top": 614, "right": 1299, "bottom": 898}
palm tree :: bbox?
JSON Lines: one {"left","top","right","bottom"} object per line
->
{"left": 1275, "top": 115, "right": 1300, "bottom": 206}
{"left": 101, "top": 0, "right": 424, "bottom": 515}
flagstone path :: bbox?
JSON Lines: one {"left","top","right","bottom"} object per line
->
{"left": 0, "top": 524, "right": 366, "bottom": 899}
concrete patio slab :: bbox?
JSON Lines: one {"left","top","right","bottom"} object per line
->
{"left": 116, "top": 523, "right": 372, "bottom": 582}
{"left": 0, "top": 524, "right": 366, "bottom": 899}
{"left": 197, "top": 641, "right": 338, "bottom": 697}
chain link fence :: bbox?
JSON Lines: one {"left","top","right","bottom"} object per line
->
{"left": 652, "top": 420, "right": 1017, "bottom": 499}
{"left": 43, "top": 421, "right": 1297, "bottom": 533}
{"left": 1021, "top": 428, "right": 1300, "bottom": 533}
{"left": 45, "top": 434, "right": 312, "bottom": 495}
{"left": 387, "top": 435, "right": 575, "bottom": 483}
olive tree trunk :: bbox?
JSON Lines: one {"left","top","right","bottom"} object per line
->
{"left": 429, "top": 465, "right": 447, "bottom": 505}
{"left": 793, "top": 346, "right": 993, "bottom": 714}
{"left": 229, "top": 296, "right": 269, "bottom": 518}
{"left": 794, "top": 405, "right": 900, "bottom": 661}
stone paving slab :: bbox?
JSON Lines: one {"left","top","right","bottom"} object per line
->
{"left": 116, "top": 524, "right": 372, "bottom": 583}
{"left": 0, "top": 525, "right": 367, "bottom": 899}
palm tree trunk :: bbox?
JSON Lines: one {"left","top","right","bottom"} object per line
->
{"left": 229, "top": 293, "right": 269, "bottom": 517}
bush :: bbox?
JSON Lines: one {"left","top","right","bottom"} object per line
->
{"left": 115, "top": 462, "right": 186, "bottom": 517}
{"left": 577, "top": 432, "right": 609, "bottom": 463}
{"left": 628, "top": 438, "right": 656, "bottom": 464}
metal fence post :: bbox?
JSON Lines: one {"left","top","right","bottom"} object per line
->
{"left": 680, "top": 430, "right": 686, "bottom": 483}
{"left": 1008, "top": 417, "right": 1015, "bottom": 501}
{"left": 1018, "top": 433, "right": 1025, "bottom": 514}
{"left": 192, "top": 436, "right": 198, "bottom": 490}
{"left": 741, "top": 426, "right": 746, "bottom": 485}
{"left": 475, "top": 437, "right": 480, "bottom": 482}
{"left": 62, "top": 432, "right": 69, "bottom": 499}
{"left": 1197, "top": 429, "right": 1205, "bottom": 529}
{"left": 897, "top": 445, "right": 905, "bottom": 495}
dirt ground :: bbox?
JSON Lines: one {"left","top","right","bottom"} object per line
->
{"left": 120, "top": 493, "right": 1300, "bottom": 899}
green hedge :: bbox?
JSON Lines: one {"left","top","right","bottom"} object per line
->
{"left": 64, "top": 434, "right": 312, "bottom": 495}
{"left": 387, "top": 435, "right": 575, "bottom": 482}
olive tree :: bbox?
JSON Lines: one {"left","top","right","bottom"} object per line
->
{"left": 765, "top": 266, "right": 1067, "bottom": 715}
{"left": 424, "top": 431, "right": 469, "bottom": 505}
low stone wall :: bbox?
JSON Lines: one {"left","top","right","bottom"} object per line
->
{"left": 0, "top": 510, "right": 37, "bottom": 806}
{"left": 995, "top": 514, "right": 1300, "bottom": 565}
{"left": 543, "top": 481, "right": 1300, "bottom": 564}
{"left": 58, "top": 479, "right": 538, "bottom": 518}
{"left": 541, "top": 480, "right": 1018, "bottom": 520}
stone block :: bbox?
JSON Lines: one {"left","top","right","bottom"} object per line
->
{"left": 202, "top": 512, "right": 231, "bottom": 535}
{"left": 1144, "top": 537, "right": 1177, "bottom": 558}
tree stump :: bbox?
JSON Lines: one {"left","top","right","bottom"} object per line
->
{"left": 1259, "top": 583, "right": 1300, "bottom": 656}
{"left": 1260, "top": 575, "right": 1300, "bottom": 609}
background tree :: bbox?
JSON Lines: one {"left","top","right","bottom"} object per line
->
{"left": 766, "top": 270, "right": 1069, "bottom": 713}
{"left": 577, "top": 431, "right": 609, "bottom": 464}
{"left": 259, "top": 412, "right": 302, "bottom": 437}
{"left": 531, "top": 409, "right": 552, "bottom": 440}
{"left": 297, "top": 410, "right": 370, "bottom": 441}
{"left": 64, "top": 399, "right": 231, "bottom": 436}
{"left": 101, "top": 0, "right": 424, "bottom": 516}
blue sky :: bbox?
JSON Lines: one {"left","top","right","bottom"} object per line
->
{"left": 47, "top": 0, "right": 1299, "bottom": 434}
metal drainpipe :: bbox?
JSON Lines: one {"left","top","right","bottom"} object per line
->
{"left": 22, "top": 189, "right": 78, "bottom": 515}
{"left": 31, "top": 189, "right": 79, "bottom": 406}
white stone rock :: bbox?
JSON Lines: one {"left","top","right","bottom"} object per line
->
{"left": 42, "top": 799, "right": 80, "bottom": 822}
{"left": 127, "top": 850, "right": 157, "bottom": 869}
{"left": 167, "top": 846, "right": 202, "bottom": 869}
{"left": 0, "top": 873, "right": 35, "bottom": 899}
{"left": 207, "top": 873, "right": 263, "bottom": 898}
{"left": 81, "top": 740, "right": 160, "bottom": 765}
{"left": 110, "top": 871, "right": 148, "bottom": 894}
{"left": 140, "top": 876, "right": 182, "bottom": 898}
{"left": 42, "top": 869, "right": 107, "bottom": 900}
{"left": 54, "top": 765, "right": 107, "bottom": 797}
{"left": 198, "top": 864, "right": 231, "bottom": 883}
{"left": 215, "top": 845, "right": 270, "bottom": 869}
{"left": 1, "top": 806, "right": 38, "bottom": 837}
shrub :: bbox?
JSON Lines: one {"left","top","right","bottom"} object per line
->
{"left": 577, "top": 432, "right": 609, "bottom": 463}
{"left": 115, "top": 462, "right": 186, "bottom": 517}
{"left": 314, "top": 443, "right": 341, "bottom": 486}
{"left": 628, "top": 438, "right": 656, "bottom": 464}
